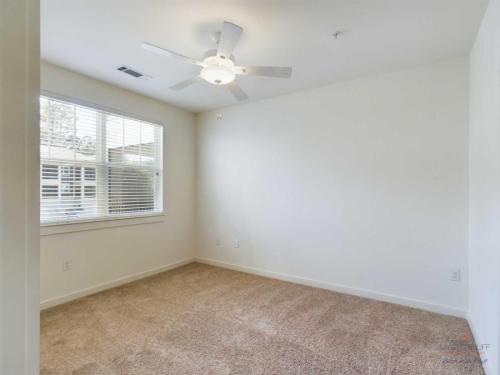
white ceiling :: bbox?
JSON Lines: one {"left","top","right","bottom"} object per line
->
{"left": 41, "top": 0, "right": 487, "bottom": 113}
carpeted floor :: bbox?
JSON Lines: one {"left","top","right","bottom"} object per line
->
{"left": 41, "top": 263, "right": 484, "bottom": 374}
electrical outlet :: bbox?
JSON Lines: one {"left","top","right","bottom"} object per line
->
{"left": 62, "top": 260, "right": 72, "bottom": 272}
{"left": 451, "top": 269, "right": 461, "bottom": 282}
{"left": 215, "top": 238, "right": 221, "bottom": 246}
{"left": 233, "top": 238, "right": 239, "bottom": 248}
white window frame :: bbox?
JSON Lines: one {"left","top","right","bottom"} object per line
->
{"left": 40, "top": 91, "right": 165, "bottom": 234}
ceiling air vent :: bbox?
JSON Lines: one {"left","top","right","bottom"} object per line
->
{"left": 116, "top": 65, "right": 150, "bottom": 79}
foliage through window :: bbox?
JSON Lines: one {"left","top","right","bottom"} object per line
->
{"left": 40, "top": 96, "right": 163, "bottom": 224}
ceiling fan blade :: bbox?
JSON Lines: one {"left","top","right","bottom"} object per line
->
{"left": 233, "top": 66, "right": 292, "bottom": 78}
{"left": 227, "top": 81, "right": 248, "bottom": 101}
{"left": 217, "top": 21, "right": 243, "bottom": 60}
{"left": 170, "top": 76, "right": 203, "bottom": 91}
{"left": 141, "top": 43, "right": 204, "bottom": 67}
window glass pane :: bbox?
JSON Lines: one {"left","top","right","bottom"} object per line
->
{"left": 108, "top": 167, "right": 155, "bottom": 215}
{"left": 42, "top": 164, "right": 58, "bottom": 180}
{"left": 105, "top": 115, "right": 124, "bottom": 164}
{"left": 40, "top": 97, "right": 50, "bottom": 159}
{"left": 123, "top": 119, "right": 141, "bottom": 165}
{"left": 40, "top": 96, "right": 163, "bottom": 224}
{"left": 48, "top": 100, "right": 76, "bottom": 161}
{"left": 84, "top": 167, "right": 96, "bottom": 181}
{"left": 42, "top": 185, "right": 58, "bottom": 198}
{"left": 84, "top": 186, "right": 96, "bottom": 198}
{"left": 75, "top": 106, "right": 97, "bottom": 162}
{"left": 140, "top": 123, "right": 157, "bottom": 167}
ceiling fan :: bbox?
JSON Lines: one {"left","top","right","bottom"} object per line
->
{"left": 141, "top": 21, "right": 292, "bottom": 101}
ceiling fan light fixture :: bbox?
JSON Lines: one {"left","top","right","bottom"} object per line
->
{"left": 200, "top": 56, "right": 236, "bottom": 85}
{"left": 142, "top": 21, "right": 292, "bottom": 101}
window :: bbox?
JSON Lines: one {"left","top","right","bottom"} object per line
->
{"left": 40, "top": 96, "right": 163, "bottom": 224}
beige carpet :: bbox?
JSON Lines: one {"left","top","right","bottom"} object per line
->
{"left": 41, "top": 263, "right": 484, "bottom": 374}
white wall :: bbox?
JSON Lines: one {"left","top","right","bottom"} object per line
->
{"left": 0, "top": 0, "right": 40, "bottom": 373}
{"left": 468, "top": 0, "right": 500, "bottom": 373}
{"left": 40, "top": 62, "right": 196, "bottom": 307}
{"left": 197, "top": 58, "right": 469, "bottom": 317}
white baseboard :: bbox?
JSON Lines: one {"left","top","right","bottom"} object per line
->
{"left": 195, "top": 257, "right": 466, "bottom": 318}
{"left": 41, "top": 255, "right": 467, "bottom": 319}
{"left": 467, "top": 314, "right": 494, "bottom": 375}
{"left": 40, "top": 258, "right": 195, "bottom": 310}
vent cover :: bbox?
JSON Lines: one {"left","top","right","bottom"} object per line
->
{"left": 116, "top": 65, "right": 149, "bottom": 79}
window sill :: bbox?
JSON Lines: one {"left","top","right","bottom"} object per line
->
{"left": 40, "top": 213, "right": 165, "bottom": 236}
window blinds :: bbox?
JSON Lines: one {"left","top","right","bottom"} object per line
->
{"left": 40, "top": 96, "right": 163, "bottom": 224}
